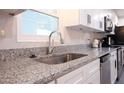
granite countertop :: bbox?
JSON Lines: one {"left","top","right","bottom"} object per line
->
{"left": 0, "top": 47, "right": 119, "bottom": 84}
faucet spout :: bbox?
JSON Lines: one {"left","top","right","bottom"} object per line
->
{"left": 48, "top": 31, "right": 63, "bottom": 54}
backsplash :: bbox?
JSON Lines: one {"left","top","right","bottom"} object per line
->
{"left": 0, "top": 47, "right": 47, "bottom": 61}
{"left": 0, "top": 44, "right": 89, "bottom": 61}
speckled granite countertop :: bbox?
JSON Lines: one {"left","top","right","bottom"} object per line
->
{"left": 0, "top": 47, "right": 119, "bottom": 84}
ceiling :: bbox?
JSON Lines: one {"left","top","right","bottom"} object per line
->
{"left": 113, "top": 9, "right": 124, "bottom": 18}
{"left": 0, "top": 9, "right": 124, "bottom": 18}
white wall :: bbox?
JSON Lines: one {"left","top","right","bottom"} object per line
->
{"left": 118, "top": 18, "right": 124, "bottom": 26}
{"left": 0, "top": 10, "right": 104, "bottom": 49}
{"left": 0, "top": 12, "right": 49, "bottom": 49}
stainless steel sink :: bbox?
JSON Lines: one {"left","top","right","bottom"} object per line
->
{"left": 33, "top": 53, "right": 88, "bottom": 64}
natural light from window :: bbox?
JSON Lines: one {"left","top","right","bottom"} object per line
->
{"left": 21, "top": 10, "right": 58, "bottom": 36}
{"left": 16, "top": 9, "right": 58, "bottom": 42}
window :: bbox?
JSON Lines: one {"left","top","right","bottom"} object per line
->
{"left": 16, "top": 9, "right": 58, "bottom": 42}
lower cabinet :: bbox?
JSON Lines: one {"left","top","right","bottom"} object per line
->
{"left": 56, "top": 64, "right": 85, "bottom": 84}
{"left": 83, "top": 70, "right": 100, "bottom": 84}
{"left": 56, "top": 59, "right": 100, "bottom": 84}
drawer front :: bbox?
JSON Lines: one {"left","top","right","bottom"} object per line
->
{"left": 57, "top": 66, "right": 85, "bottom": 84}
{"left": 83, "top": 70, "right": 100, "bottom": 84}
{"left": 83, "top": 59, "right": 100, "bottom": 79}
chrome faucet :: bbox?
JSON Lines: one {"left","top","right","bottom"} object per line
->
{"left": 48, "top": 31, "right": 63, "bottom": 54}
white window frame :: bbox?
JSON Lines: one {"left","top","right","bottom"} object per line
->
{"left": 16, "top": 9, "right": 59, "bottom": 42}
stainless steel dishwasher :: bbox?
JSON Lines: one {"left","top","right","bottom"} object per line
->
{"left": 117, "top": 48, "right": 123, "bottom": 80}
{"left": 100, "top": 54, "right": 111, "bottom": 84}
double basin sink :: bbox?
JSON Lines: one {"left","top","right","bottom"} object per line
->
{"left": 30, "top": 53, "right": 88, "bottom": 64}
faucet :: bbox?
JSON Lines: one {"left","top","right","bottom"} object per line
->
{"left": 48, "top": 31, "right": 63, "bottom": 54}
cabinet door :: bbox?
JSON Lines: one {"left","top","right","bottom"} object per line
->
{"left": 56, "top": 58, "right": 100, "bottom": 84}
{"left": 83, "top": 59, "right": 100, "bottom": 79}
{"left": 79, "top": 9, "right": 104, "bottom": 32}
{"left": 80, "top": 9, "right": 93, "bottom": 27}
{"left": 57, "top": 66, "right": 85, "bottom": 84}
{"left": 94, "top": 9, "right": 104, "bottom": 31}
{"left": 83, "top": 70, "right": 100, "bottom": 84}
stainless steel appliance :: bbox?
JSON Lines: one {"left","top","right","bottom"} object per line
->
{"left": 115, "top": 26, "right": 124, "bottom": 45}
{"left": 122, "top": 48, "right": 124, "bottom": 66}
{"left": 102, "top": 35, "right": 116, "bottom": 47}
{"left": 110, "top": 46, "right": 124, "bottom": 81}
{"left": 117, "top": 48, "right": 123, "bottom": 80}
{"left": 100, "top": 54, "right": 111, "bottom": 84}
{"left": 104, "top": 16, "right": 113, "bottom": 32}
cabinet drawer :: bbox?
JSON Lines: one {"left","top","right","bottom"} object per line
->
{"left": 57, "top": 66, "right": 85, "bottom": 84}
{"left": 83, "top": 70, "right": 100, "bottom": 84}
{"left": 83, "top": 59, "right": 100, "bottom": 79}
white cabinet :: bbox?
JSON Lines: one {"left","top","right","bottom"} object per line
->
{"left": 84, "top": 70, "right": 100, "bottom": 84}
{"left": 82, "top": 58, "right": 100, "bottom": 84}
{"left": 56, "top": 59, "right": 100, "bottom": 84}
{"left": 80, "top": 9, "right": 104, "bottom": 32}
{"left": 66, "top": 9, "right": 106, "bottom": 32}
{"left": 66, "top": 9, "right": 118, "bottom": 33}
{"left": 56, "top": 65, "right": 85, "bottom": 84}
{"left": 110, "top": 51, "right": 117, "bottom": 84}
{"left": 80, "top": 9, "right": 118, "bottom": 33}
{"left": 79, "top": 10, "right": 92, "bottom": 28}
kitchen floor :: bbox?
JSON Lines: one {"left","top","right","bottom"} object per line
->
{"left": 116, "top": 67, "right": 124, "bottom": 84}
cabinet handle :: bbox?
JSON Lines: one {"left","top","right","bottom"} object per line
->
{"left": 87, "top": 14, "right": 91, "bottom": 24}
